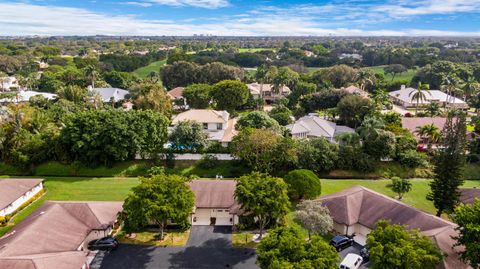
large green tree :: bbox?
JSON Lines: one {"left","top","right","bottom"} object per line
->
{"left": 235, "top": 172, "right": 290, "bottom": 239}
{"left": 337, "top": 94, "right": 374, "bottom": 128}
{"left": 169, "top": 120, "right": 208, "bottom": 152}
{"left": 427, "top": 112, "right": 467, "bottom": 216}
{"left": 210, "top": 80, "right": 249, "bottom": 112}
{"left": 256, "top": 226, "right": 338, "bottom": 269}
{"left": 452, "top": 199, "right": 480, "bottom": 268}
{"left": 122, "top": 174, "right": 195, "bottom": 239}
{"left": 367, "top": 220, "right": 444, "bottom": 269}
{"left": 236, "top": 111, "right": 282, "bottom": 132}
{"left": 296, "top": 138, "right": 338, "bottom": 173}
{"left": 182, "top": 84, "right": 212, "bottom": 109}
{"left": 295, "top": 200, "right": 333, "bottom": 240}
{"left": 283, "top": 169, "right": 322, "bottom": 200}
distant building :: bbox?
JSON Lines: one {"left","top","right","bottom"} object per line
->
{"left": 286, "top": 114, "right": 354, "bottom": 142}
{"left": 459, "top": 188, "right": 480, "bottom": 205}
{"left": 247, "top": 83, "right": 291, "bottom": 103}
{"left": 339, "top": 53, "right": 362, "bottom": 60}
{"left": 338, "top": 85, "right": 369, "bottom": 98}
{"left": 0, "top": 90, "right": 57, "bottom": 103}
{"left": 88, "top": 87, "right": 129, "bottom": 102}
{"left": 172, "top": 109, "right": 237, "bottom": 146}
{"left": 167, "top": 87, "right": 188, "bottom": 109}
{"left": 389, "top": 85, "right": 468, "bottom": 109}
{"left": 401, "top": 117, "right": 448, "bottom": 141}
{"left": 0, "top": 76, "right": 20, "bottom": 91}
{"left": 0, "top": 179, "right": 44, "bottom": 217}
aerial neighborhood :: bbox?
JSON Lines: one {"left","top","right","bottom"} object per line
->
{"left": 0, "top": 35, "right": 479, "bottom": 269}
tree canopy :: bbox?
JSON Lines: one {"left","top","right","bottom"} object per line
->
{"left": 210, "top": 80, "right": 249, "bottom": 112}
{"left": 451, "top": 199, "right": 480, "bottom": 268}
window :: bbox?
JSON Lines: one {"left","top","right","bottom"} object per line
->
{"left": 203, "top": 123, "right": 208, "bottom": 130}
{"left": 216, "top": 123, "right": 223, "bottom": 130}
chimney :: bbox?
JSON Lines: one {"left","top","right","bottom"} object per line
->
{"left": 401, "top": 85, "right": 406, "bottom": 91}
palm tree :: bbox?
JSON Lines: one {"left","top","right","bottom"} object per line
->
{"left": 441, "top": 74, "right": 462, "bottom": 109}
{"left": 409, "top": 82, "right": 431, "bottom": 114}
{"left": 84, "top": 65, "right": 99, "bottom": 89}
{"left": 272, "top": 67, "right": 298, "bottom": 98}
{"left": 425, "top": 103, "right": 440, "bottom": 117}
{"left": 461, "top": 76, "right": 480, "bottom": 102}
{"left": 356, "top": 69, "right": 375, "bottom": 92}
{"left": 415, "top": 124, "right": 441, "bottom": 150}
{"left": 373, "top": 88, "right": 391, "bottom": 109}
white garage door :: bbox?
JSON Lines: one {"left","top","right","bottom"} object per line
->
{"left": 191, "top": 208, "right": 233, "bottom": 226}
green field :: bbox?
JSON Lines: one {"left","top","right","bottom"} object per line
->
{"left": 1, "top": 176, "right": 479, "bottom": 237}
{"left": 366, "top": 65, "right": 417, "bottom": 83}
{"left": 132, "top": 59, "right": 167, "bottom": 79}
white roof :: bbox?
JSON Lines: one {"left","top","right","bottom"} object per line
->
{"left": 247, "top": 83, "right": 291, "bottom": 95}
{"left": 389, "top": 87, "right": 466, "bottom": 106}
{"left": 0, "top": 91, "right": 57, "bottom": 103}
{"left": 91, "top": 88, "right": 129, "bottom": 102}
{"left": 172, "top": 109, "right": 229, "bottom": 125}
{"left": 286, "top": 115, "right": 354, "bottom": 138}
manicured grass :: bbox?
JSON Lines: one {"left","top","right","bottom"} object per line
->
{"left": 34, "top": 161, "right": 153, "bottom": 177}
{"left": 232, "top": 232, "right": 257, "bottom": 248}
{"left": 117, "top": 229, "right": 190, "bottom": 246}
{"left": 132, "top": 59, "right": 167, "bottom": 79}
{"left": 170, "top": 160, "right": 251, "bottom": 178}
{"left": 238, "top": 48, "right": 275, "bottom": 53}
{"left": 366, "top": 65, "right": 417, "bottom": 83}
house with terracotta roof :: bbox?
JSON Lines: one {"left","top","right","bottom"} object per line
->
{"left": 389, "top": 85, "right": 468, "bottom": 109}
{"left": 459, "top": 188, "right": 480, "bottom": 205}
{"left": 286, "top": 114, "right": 354, "bottom": 142}
{"left": 172, "top": 109, "right": 237, "bottom": 146}
{"left": 247, "top": 83, "right": 291, "bottom": 103}
{"left": 0, "top": 201, "right": 123, "bottom": 269}
{"left": 339, "top": 85, "right": 369, "bottom": 98}
{"left": 188, "top": 180, "right": 241, "bottom": 226}
{"left": 401, "top": 117, "right": 447, "bottom": 141}
{"left": 318, "top": 186, "right": 470, "bottom": 269}
{"left": 167, "top": 87, "right": 188, "bottom": 109}
{"left": 0, "top": 179, "right": 44, "bottom": 217}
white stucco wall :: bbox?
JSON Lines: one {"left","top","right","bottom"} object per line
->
{"left": 332, "top": 222, "right": 371, "bottom": 246}
{"left": 0, "top": 183, "right": 43, "bottom": 216}
{"left": 191, "top": 208, "right": 238, "bottom": 226}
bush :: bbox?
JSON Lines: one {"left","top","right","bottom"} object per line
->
{"left": 0, "top": 216, "right": 10, "bottom": 226}
{"left": 283, "top": 169, "right": 322, "bottom": 200}
{"left": 398, "top": 150, "right": 428, "bottom": 168}
{"left": 198, "top": 154, "right": 218, "bottom": 169}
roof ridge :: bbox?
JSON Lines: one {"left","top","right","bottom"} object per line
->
{"left": 58, "top": 202, "right": 102, "bottom": 228}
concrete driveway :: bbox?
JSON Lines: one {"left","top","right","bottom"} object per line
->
{"left": 99, "top": 226, "right": 258, "bottom": 269}
{"left": 339, "top": 242, "right": 370, "bottom": 269}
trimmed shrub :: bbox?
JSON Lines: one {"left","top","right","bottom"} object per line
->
{"left": 283, "top": 169, "right": 322, "bottom": 200}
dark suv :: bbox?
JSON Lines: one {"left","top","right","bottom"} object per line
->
{"left": 330, "top": 235, "right": 354, "bottom": 251}
{"left": 87, "top": 236, "right": 119, "bottom": 251}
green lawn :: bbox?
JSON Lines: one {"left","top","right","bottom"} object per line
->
{"left": 366, "top": 65, "right": 416, "bottom": 83}
{"left": 132, "top": 59, "right": 167, "bottom": 79}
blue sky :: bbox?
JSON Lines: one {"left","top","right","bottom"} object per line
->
{"left": 0, "top": 0, "right": 480, "bottom": 36}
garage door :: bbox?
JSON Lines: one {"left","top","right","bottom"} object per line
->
{"left": 191, "top": 208, "right": 233, "bottom": 226}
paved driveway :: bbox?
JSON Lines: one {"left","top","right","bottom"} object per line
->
{"left": 339, "top": 242, "right": 370, "bottom": 269}
{"left": 99, "top": 226, "right": 258, "bottom": 269}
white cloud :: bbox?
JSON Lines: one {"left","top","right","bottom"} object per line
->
{"left": 374, "top": 0, "right": 480, "bottom": 18}
{"left": 0, "top": 3, "right": 479, "bottom": 36}
{"left": 129, "top": 0, "right": 229, "bottom": 8}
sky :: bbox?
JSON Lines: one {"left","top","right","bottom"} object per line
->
{"left": 1, "top": 0, "right": 480, "bottom": 36}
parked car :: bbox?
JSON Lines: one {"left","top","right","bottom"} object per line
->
{"left": 360, "top": 247, "right": 369, "bottom": 262}
{"left": 330, "top": 235, "right": 354, "bottom": 251}
{"left": 340, "top": 253, "right": 363, "bottom": 269}
{"left": 87, "top": 236, "right": 119, "bottom": 251}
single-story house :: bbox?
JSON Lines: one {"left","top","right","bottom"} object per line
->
{"left": 89, "top": 87, "right": 129, "bottom": 102}
{"left": 318, "top": 186, "right": 469, "bottom": 269}
{"left": 247, "top": 83, "right": 291, "bottom": 102}
{"left": 389, "top": 85, "right": 468, "bottom": 109}
{"left": 167, "top": 87, "right": 188, "bottom": 109}
{"left": 0, "top": 90, "right": 57, "bottom": 103}
{"left": 339, "top": 85, "right": 369, "bottom": 98}
{"left": 188, "top": 180, "right": 241, "bottom": 226}
{"left": 172, "top": 109, "right": 237, "bottom": 146}
{"left": 0, "top": 201, "right": 123, "bottom": 269}
{"left": 459, "top": 188, "right": 480, "bottom": 205}
{"left": 286, "top": 114, "right": 355, "bottom": 142}
{"left": 0, "top": 178, "right": 44, "bottom": 217}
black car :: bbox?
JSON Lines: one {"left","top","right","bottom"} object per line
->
{"left": 330, "top": 235, "right": 354, "bottom": 251}
{"left": 360, "top": 247, "right": 369, "bottom": 262}
{"left": 88, "top": 236, "right": 119, "bottom": 251}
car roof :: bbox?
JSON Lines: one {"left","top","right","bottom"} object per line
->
{"left": 341, "top": 253, "right": 362, "bottom": 266}
{"left": 332, "top": 235, "right": 347, "bottom": 242}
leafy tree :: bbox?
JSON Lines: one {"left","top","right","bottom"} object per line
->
{"left": 161, "top": 61, "right": 198, "bottom": 89}
{"left": 122, "top": 174, "right": 194, "bottom": 239}
{"left": 57, "top": 85, "right": 87, "bottom": 104}
{"left": 132, "top": 83, "right": 172, "bottom": 118}
{"left": 272, "top": 66, "right": 299, "bottom": 95}
{"left": 336, "top": 132, "right": 375, "bottom": 172}
{"left": 367, "top": 220, "right": 443, "bottom": 269}
{"left": 256, "top": 226, "right": 338, "bottom": 269}
{"left": 300, "top": 90, "right": 349, "bottom": 112}
{"left": 84, "top": 64, "right": 99, "bottom": 88}
{"left": 269, "top": 105, "right": 293, "bottom": 126}
{"left": 387, "top": 177, "right": 412, "bottom": 200}
{"left": 169, "top": 120, "right": 208, "bottom": 152}
{"left": 415, "top": 124, "right": 441, "bottom": 150}
{"left": 295, "top": 200, "right": 333, "bottom": 240}
{"left": 451, "top": 199, "right": 480, "bottom": 268}
{"left": 235, "top": 172, "right": 290, "bottom": 239}
{"left": 296, "top": 138, "right": 338, "bottom": 173}
{"left": 182, "top": 84, "right": 212, "bottom": 109}
{"left": 231, "top": 128, "right": 296, "bottom": 173}
{"left": 324, "top": 64, "right": 358, "bottom": 88}
{"left": 427, "top": 112, "right": 467, "bottom": 216}
{"left": 425, "top": 103, "right": 441, "bottom": 117}
{"left": 384, "top": 64, "right": 407, "bottom": 81}
{"left": 337, "top": 94, "right": 373, "bottom": 128}
{"left": 210, "top": 80, "right": 249, "bottom": 112}
{"left": 283, "top": 169, "right": 322, "bottom": 200}
{"left": 236, "top": 111, "right": 282, "bottom": 132}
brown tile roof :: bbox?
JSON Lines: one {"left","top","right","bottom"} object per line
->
{"left": 172, "top": 109, "right": 229, "bottom": 125}
{"left": 459, "top": 188, "right": 480, "bottom": 205}
{"left": 0, "top": 201, "right": 122, "bottom": 258}
{"left": 188, "top": 180, "right": 239, "bottom": 213}
{"left": 318, "top": 186, "right": 470, "bottom": 269}
{"left": 220, "top": 118, "right": 238, "bottom": 143}
{"left": 167, "top": 87, "right": 184, "bottom": 99}
{"left": 401, "top": 117, "right": 447, "bottom": 140}
{"left": 0, "top": 179, "right": 43, "bottom": 210}
{"left": 0, "top": 251, "right": 87, "bottom": 269}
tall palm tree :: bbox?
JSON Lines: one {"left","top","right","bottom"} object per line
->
{"left": 415, "top": 124, "right": 441, "bottom": 150}
{"left": 84, "top": 65, "right": 99, "bottom": 89}
{"left": 409, "top": 82, "right": 431, "bottom": 114}
{"left": 441, "top": 74, "right": 462, "bottom": 109}
{"left": 356, "top": 69, "right": 375, "bottom": 92}
{"left": 272, "top": 67, "right": 298, "bottom": 98}
{"left": 461, "top": 76, "right": 480, "bottom": 102}
{"left": 425, "top": 103, "right": 440, "bottom": 117}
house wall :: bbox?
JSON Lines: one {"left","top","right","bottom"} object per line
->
{"left": 0, "top": 183, "right": 43, "bottom": 216}
{"left": 191, "top": 208, "right": 238, "bottom": 226}
{"left": 206, "top": 122, "right": 226, "bottom": 131}
{"left": 79, "top": 227, "right": 113, "bottom": 251}
{"left": 332, "top": 222, "right": 371, "bottom": 246}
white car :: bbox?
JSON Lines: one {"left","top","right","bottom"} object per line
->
{"left": 340, "top": 253, "right": 363, "bottom": 269}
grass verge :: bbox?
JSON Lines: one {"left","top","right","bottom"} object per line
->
{"left": 232, "top": 232, "right": 257, "bottom": 248}
{"left": 117, "top": 229, "right": 190, "bottom": 247}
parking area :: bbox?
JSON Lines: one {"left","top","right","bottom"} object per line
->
{"left": 339, "top": 242, "right": 370, "bottom": 269}
{"left": 98, "top": 226, "right": 258, "bottom": 269}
